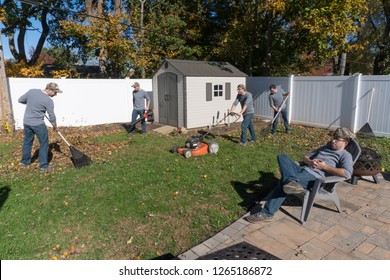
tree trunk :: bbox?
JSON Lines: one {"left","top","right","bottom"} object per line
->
{"left": 29, "top": 10, "right": 50, "bottom": 66}
{"left": 373, "top": 0, "right": 390, "bottom": 74}
{"left": 263, "top": 11, "right": 273, "bottom": 76}
{"left": 0, "top": 31, "right": 14, "bottom": 133}
{"left": 339, "top": 52, "right": 347, "bottom": 75}
{"left": 140, "top": 0, "right": 146, "bottom": 78}
{"left": 333, "top": 56, "right": 339, "bottom": 74}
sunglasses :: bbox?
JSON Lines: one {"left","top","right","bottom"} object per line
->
{"left": 333, "top": 136, "right": 347, "bottom": 142}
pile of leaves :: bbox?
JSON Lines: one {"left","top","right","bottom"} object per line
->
{"left": 0, "top": 123, "right": 128, "bottom": 174}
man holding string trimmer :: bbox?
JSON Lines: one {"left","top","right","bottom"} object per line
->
{"left": 269, "top": 84, "right": 291, "bottom": 135}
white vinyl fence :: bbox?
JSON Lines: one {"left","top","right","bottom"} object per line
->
{"left": 6, "top": 75, "right": 390, "bottom": 137}
{"left": 247, "top": 74, "right": 390, "bottom": 138}
{"left": 8, "top": 78, "right": 152, "bottom": 130}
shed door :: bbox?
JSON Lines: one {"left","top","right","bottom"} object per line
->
{"left": 157, "top": 72, "right": 178, "bottom": 127}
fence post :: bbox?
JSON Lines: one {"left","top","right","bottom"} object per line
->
{"left": 352, "top": 73, "right": 362, "bottom": 133}
{"left": 288, "top": 74, "right": 294, "bottom": 124}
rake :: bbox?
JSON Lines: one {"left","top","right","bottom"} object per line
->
{"left": 358, "top": 88, "right": 375, "bottom": 137}
{"left": 56, "top": 131, "right": 92, "bottom": 168}
{"left": 262, "top": 94, "right": 290, "bottom": 135}
{"left": 45, "top": 115, "right": 91, "bottom": 168}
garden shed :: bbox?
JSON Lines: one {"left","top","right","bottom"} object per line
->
{"left": 152, "top": 59, "right": 247, "bottom": 129}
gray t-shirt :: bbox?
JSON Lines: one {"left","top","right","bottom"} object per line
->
{"left": 18, "top": 89, "right": 56, "bottom": 126}
{"left": 269, "top": 91, "right": 285, "bottom": 108}
{"left": 233, "top": 91, "right": 254, "bottom": 115}
{"left": 304, "top": 142, "right": 353, "bottom": 179}
{"left": 132, "top": 89, "right": 150, "bottom": 110}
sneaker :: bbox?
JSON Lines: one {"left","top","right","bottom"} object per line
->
{"left": 283, "top": 181, "right": 304, "bottom": 194}
{"left": 245, "top": 212, "right": 273, "bottom": 223}
{"left": 249, "top": 139, "right": 257, "bottom": 143}
{"left": 141, "top": 133, "right": 147, "bottom": 137}
{"left": 128, "top": 131, "right": 136, "bottom": 136}
{"left": 40, "top": 165, "right": 55, "bottom": 172}
{"left": 236, "top": 142, "right": 247, "bottom": 147}
{"left": 21, "top": 163, "right": 30, "bottom": 168}
{"left": 286, "top": 130, "right": 291, "bottom": 134}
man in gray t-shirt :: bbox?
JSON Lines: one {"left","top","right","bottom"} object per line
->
{"left": 245, "top": 127, "right": 355, "bottom": 223}
{"left": 229, "top": 84, "right": 256, "bottom": 146}
{"left": 269, "top": 84, "right": 290, "bottom": 135}
{"left": 18, "top": 82, "right": 61, "bottom": 171}
{"left": 129, "top": 82, "right": 150, "bottom": 136}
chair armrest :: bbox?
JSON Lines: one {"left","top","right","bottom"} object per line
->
{"left": 316, "top": 175, "right": 345, "bottom": 184}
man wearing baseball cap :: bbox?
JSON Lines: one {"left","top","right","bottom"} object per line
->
{"left": 18, "top": 82, "right": 62, "bottom": 171}
{"left": 129, "top": 82, "right": 150, "bottom": 136}
{"left": 246, "top": 127, "right": 355, "bottom": 223}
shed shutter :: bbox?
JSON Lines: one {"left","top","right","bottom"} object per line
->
{"left": 206, "top": 83, "right": 212, "bottom": 101}
{"left": 225, "top": 83, "right": 231, "bottom": 100}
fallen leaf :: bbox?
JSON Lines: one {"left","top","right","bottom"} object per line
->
{"left": 127, "top": 236, "right": 134, "bottom": 244}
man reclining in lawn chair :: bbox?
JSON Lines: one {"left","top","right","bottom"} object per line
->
{"left": 246, "top": 127, "right": 356, "bottom": 223}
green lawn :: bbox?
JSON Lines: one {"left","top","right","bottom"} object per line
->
{"left": 0, "top": 123, "right": 389, "bottom": 260}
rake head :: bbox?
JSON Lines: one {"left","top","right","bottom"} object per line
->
{"left": 69, "top": 146, "right": 92, "bottom": 168}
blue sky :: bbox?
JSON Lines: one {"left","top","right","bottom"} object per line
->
{"left": 1, "top": 20, "right": 49, "bottom": 60}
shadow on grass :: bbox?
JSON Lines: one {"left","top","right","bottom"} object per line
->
{"left": 0, "top": 186, "right": 11, "bottom": 211}
{"left": 31, "top": 141, "right": 63, "bottom": 164}
{"left": 120, "top": 123, "right": 132, "bottom": 134}
{"left": 218, "top": 133, "right": 240, "bottom": 143}
{"left": 231, "top": 171, "right": 278, "bottom": 211}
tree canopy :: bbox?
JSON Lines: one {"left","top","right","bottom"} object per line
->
{"left": 1, "top": 0, "right": 388, "bottom": 77}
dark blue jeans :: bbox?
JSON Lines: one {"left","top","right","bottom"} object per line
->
{"left": 272, "top": 107, "right": 289, "bottom": 134}
{"left": 130, "top": 109, "right": 146, "bottom": 134}
{"left": 21, "top": 124, "right": 49, "bottom": 169}
{"left": 261, "top": 154, "right": 316, "bottom": 217}
{"left": 240, "top": 113, "right": 256, "bottom": 143}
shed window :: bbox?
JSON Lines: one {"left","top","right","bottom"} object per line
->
{"left": 214, "top": 84, "right": 223, "bottom": 97}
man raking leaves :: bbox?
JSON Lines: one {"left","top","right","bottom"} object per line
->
{"left": 18, "top": 82, "right": 61, "bottom": 171}
{"left": 265, "top": 84, "right": 291, "bottom": 135}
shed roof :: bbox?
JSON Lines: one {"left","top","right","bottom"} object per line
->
{"left": 165, "top": 59, "right": 247, "bottom": 77}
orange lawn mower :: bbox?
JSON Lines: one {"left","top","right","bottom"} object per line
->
{"left": 171, "top": 111, "right": 240, "bottom": 158}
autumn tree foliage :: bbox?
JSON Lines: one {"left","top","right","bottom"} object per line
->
{"left": 2, "top": 0, "right": 390, "bottom": 76}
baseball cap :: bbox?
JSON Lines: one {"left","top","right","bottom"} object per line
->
{"left": 46, "top": 82, "right": 63, "bottom": 93}
{"left": 334, "top": 127, "right": 355, "bottom": 141}
{"left": 132, "top": 82, "right": 140, "bottom": 88}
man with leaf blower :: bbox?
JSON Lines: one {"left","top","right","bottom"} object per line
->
{"left": 269, "top": 84, "right": 291, "bottom": 135}
{"left": 129, "top": 82, "right": 151, "bottom": 136}
{"left": 18, "top": 82, "right": 62, "bottom": 171}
